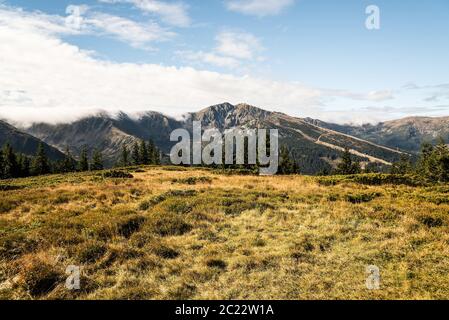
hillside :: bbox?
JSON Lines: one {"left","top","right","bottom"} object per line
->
{"left": 0, "top": 120, "right": 65, "bottom": 160}
{"left": 1, "top": 167, "right": 448, "bottom": 299}
{"left": 305, "top": 116, "right": 449, "bottom": 153}
{"left": 24, "top": 103, "right": 405, "bottom": 174}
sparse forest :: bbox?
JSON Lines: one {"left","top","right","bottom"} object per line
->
{"left": 0, "top": 139, "right": 161, "bottom": 180}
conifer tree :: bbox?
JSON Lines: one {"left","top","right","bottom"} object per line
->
{"left": 433, "top": 138, "right": 449, "bottom": 182}
{"left": 2, "top": 143, "right": 20, "bottom": 178}
{"left": 62, "top": 146, "right": 77, "bottom": 173}
{"left": 0, "top": 147, "right": 4, "bottom": 179}
{"left": 416, "top": 142, "right": 434, "bottom": 178}
{"left": 391, "top": 154, "right": 413, "bottom": 175}
{"left": 278, "top": 145, "right": 297, "bottom": 174}
{"left": 139, "top": 140, "right": 149, "bottom": 165}
{"left": 121, "top": 145, "right": 129, "bottom": 167}
{"left": 91, "top": 149, "right": 104, "bottom": 171}
{"left": 336, "top": 147, "right": 360, "bottom": 175}
{"left": 78, "top": 146, "right": 89, "bottom": 171}
{"left": 152, "top": 147, "right": 160, "bottom": 165}
{"left": 20, "top": 155, "right": 31, "bottom": 177}
{"left": 32, "top": 143, "right": 50, "bottom": 176}
{"left": 148, "top": 139, "right": 155, "bottom": 164}
{"left": 131, "top": 142, "right": 140, "bottom": 165}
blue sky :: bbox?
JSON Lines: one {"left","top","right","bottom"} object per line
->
{"left": 0, "top": 0, "right": 448, "bottom": 124}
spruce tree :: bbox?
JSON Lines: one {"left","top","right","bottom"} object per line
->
{"left": 139, "top": 140, "right": 149, "bottom": 165}
{"left": 62, "top": 146, "right": 76, "bottom": 173}
{"left": 148, "top": 139, "right": 155, "bottom": 164}
{"left": 153, "top": 147, "right": 160, "bottom": 165}
{"left": 2, "top": 143, "right": 20, "bottom": 178}
{"left": 32, "top": 143, "right": 50, "bottom": 176}
{"left": 20, "top": 155, "right": 31, "bottom": 177}
{"left": 336, "top": 148, "right": 360, "bottom": 175}
{"left": 278, "top": 145, "right": 297, "bottom": 174}
{"left": 131, "top": 142, "right": 140, "bottom": 165}
{"left": 391, "top": 154, "right": 412, "bottom": 175}
{"left": 0, "top": 147, "right": 4, "bottom": 179}
{"left": 91, "top": 149, "right": 104, "bottom": 171}
{"left": 434, "top": 138, "right": 449, "bottom": 182}
{"left": 78, "top": 146, "right": 89, "bottom": 171}
{"left": 121, "top": 145, "right": 129, "bottom": 167}
{"left": 417, "top": 142, "right": 434, "bottom": 178}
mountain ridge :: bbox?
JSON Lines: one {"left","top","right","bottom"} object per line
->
{"left": 21, "top": 103, "right": 410, "bottom": 173}
{"left": 305, "top": 115, "right": 449, "bottom": 153}
{"left": 0, "top": 120, "right": 65, "bottom": 161}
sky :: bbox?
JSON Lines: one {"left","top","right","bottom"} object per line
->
{"left": 0, "top": 0, "right": 448, "bottom": 125}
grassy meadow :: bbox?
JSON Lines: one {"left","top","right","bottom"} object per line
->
{"left": 1, "top": 166, "right": 449, "bottom": 300}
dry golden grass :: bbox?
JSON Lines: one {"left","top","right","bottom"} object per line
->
{"left": 1, "top": 166, "right": 449, "bottom": 300}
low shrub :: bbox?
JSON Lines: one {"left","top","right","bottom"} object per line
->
{"left": 148, "top": 212, "right": 191, "bottom": 237}
{"left": 103, "top": 170, "right": 134, "bottom": 179}
{"left": 118, "top": 216, "right": 146, "bottom": 238}
{"left": 317, "top": 174, "right": 421, "bottom": 187}
{"left": 205, "top": 258, "right": 227, "bottom": 270}
{"left": 417, "top": 215, "right": 444, "bottom": 228}
{"left": 20, "top": 258, "right": 63, "bottom": 297}
{"left": 171, "top": 176, "right": 212, "bottom": 185}
{"left": 76, "top": 241, "right": 107, "bottom": 263}
{"left": 0, "top": 200, "right": 17, "bottom": 214}
{"left": 151, "top": 244, "right": 180, "bottom": 259}
{"left": 0, "top": 185, "right": 25, "bottom": 191}
{"left": 345, "top": 192, "right": 382, "bottom": 204}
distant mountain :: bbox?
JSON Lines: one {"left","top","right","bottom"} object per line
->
{"left": 23, "top": 103, "right": 410, "bottom": 174}
{"left": 25, "top": 111, "right": 183, "bottom": 167}
{"left": 305, "top": 116, "right": 449, "bottom": 153}
{"left": 0, "top": 120, "right": 65, "bottom": 160}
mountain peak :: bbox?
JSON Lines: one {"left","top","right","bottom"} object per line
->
{"left": 191, "top": 102, "right": 272, "bottom": 129}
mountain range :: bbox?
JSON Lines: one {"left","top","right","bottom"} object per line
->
{"left": 304, "top": 116, "right": 449, "bottom": 153}
{"left": 2, "top": 103, "right": 448, "bottom": 174}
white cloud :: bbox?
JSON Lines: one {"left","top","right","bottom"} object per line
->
{"left": 225, "top": 0, "right": 295, "bottom": 17}
{"left": 323, "top": 89, "right": 394, "bottom": 102}
{"left": 99, "top": 0, "right": 191, "bottom": 27}
{"left": 85, "top": 12, "right": 175, "bottom": 49}
{"left": 215, "top": 31, "right": 262, "bottom": 60}
{"left": 0, "top": 6, "right": 322, "bottom": 124}
{"left": 178, "top": 31, "right": 264, "bottom": 69}
{"left": 0, "top": 5, "right": 428, "bottom": 125}
{"left": 0, "top": 5, "right": 174, "bottom": 50}
{"left": 177, "top": 51, "right": 240, "bottom": 68}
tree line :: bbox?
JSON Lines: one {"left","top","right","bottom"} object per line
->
{"left": 390, "top": 138, "right": 449, "bottom": 183}
{"left": 118, "top": 140, "right": 161, "bottom": 167}
{"left": 0, "top": 139, "right": 161, "bottom": 180}
{"left": 318, "top": 138, "right": 449, "bottom": 182}
{"left": 278, "top": 137, "right": 449, "bottom": 182}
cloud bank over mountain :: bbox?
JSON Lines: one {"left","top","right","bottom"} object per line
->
{"left": 0, "top": 4, "right": 447, "bottom": 125}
